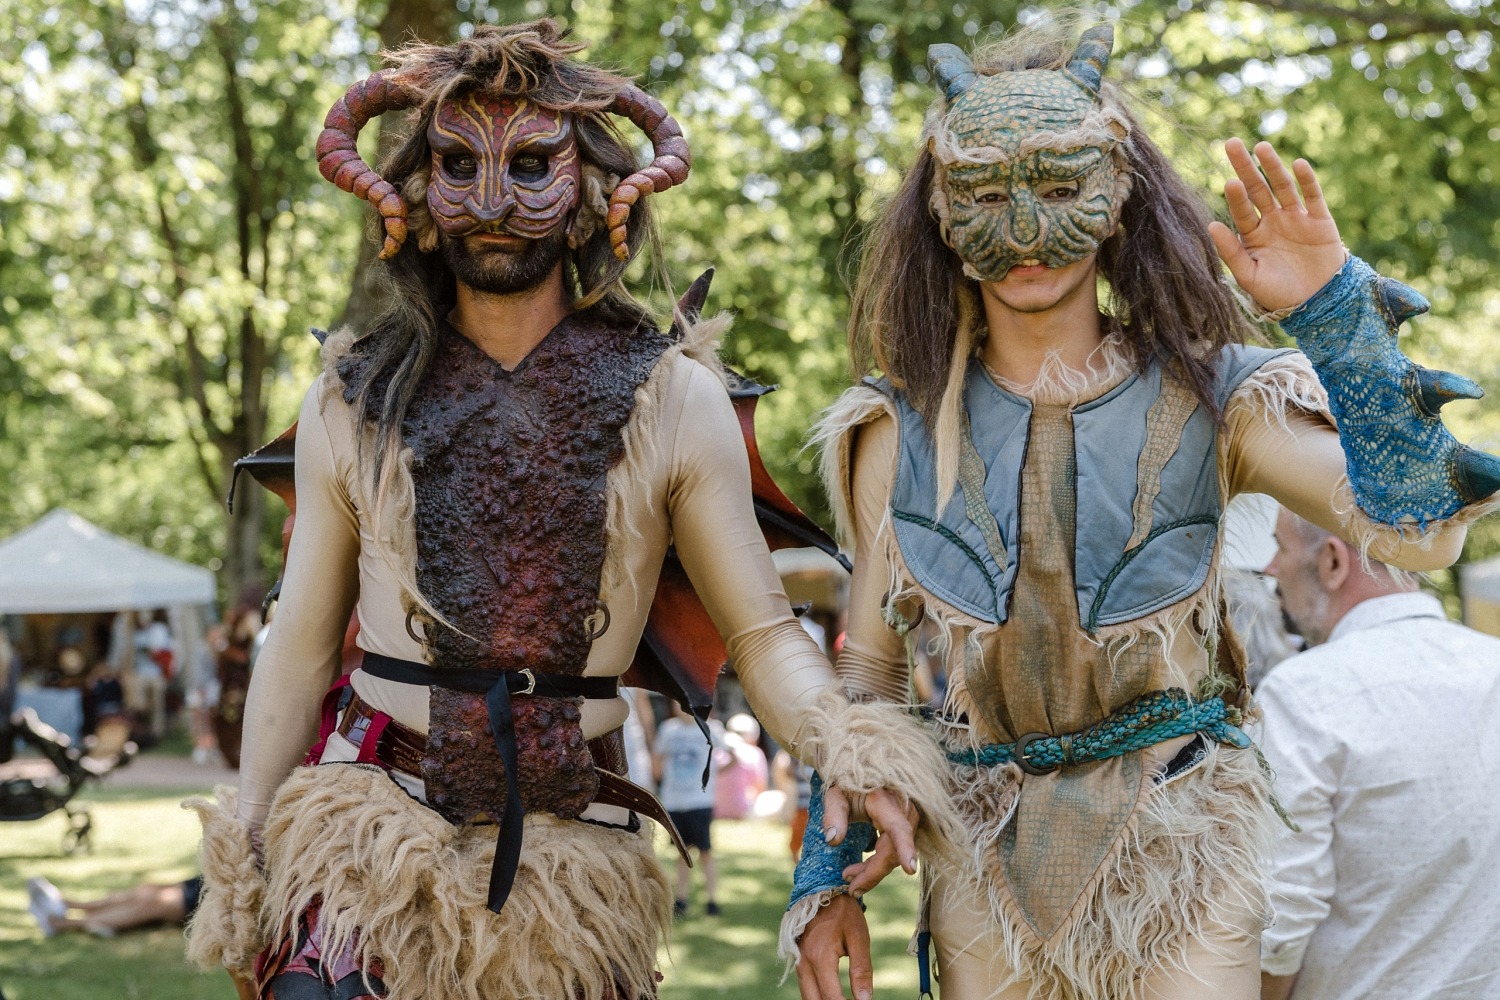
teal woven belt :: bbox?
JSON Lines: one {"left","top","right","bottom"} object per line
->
{"left": 946, "top": 687, "right": 1252, "bottom": 776}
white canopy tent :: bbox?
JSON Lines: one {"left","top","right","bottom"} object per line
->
{"left": 0, "top": 509, "right": 215, "bottom": 613}
{"left": 0, "top": 510, "right": 215, "bottom": 738}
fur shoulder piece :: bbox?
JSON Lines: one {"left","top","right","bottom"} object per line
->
{"left": 811, "top": 383, "right": 896, "bottom": 548}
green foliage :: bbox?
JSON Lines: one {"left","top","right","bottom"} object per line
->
{"left": 3, "top": 0, "right": 1500, "bottom": 584}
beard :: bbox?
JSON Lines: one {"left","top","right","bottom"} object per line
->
{"left": 441, "top": 228, "right": 568, "bottom": 296}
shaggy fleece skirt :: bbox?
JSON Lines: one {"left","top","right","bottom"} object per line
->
{"left": 187, "top": 762, "right": 671, "bottom": 1000}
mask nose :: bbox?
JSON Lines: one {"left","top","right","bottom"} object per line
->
{"left": 466, "top": 187, "right": 516, "bottom": 228}
{"left": 1007, "top": 188, "right": 1044, "bottom": 252}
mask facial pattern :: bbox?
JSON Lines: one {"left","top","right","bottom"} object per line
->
{"left": 426, "top": 94, "right": 582, "bottom": 240}
{"left": 930, "top": 67, "right": 1130, "bottom": 282}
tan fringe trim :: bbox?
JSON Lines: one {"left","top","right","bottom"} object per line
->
{"left": 981, "top": 330, "right": 1134, "bottom": 408}
{"left": 1223, "top": 350, "right": 1329, "bottom": 440}
{"left": 182, "top": 787, "right": 270, "bottom": 977}
{"left": 810, "top": 385, "right": 895, "bottom": 549}
{"left": 777, "top": 888, "right": 844, "bottom": 970}
{"left": 962, "top": 744, "right": 1274, "bottom": 1000}
{"left": 319, "top": 327, "right": 360, "bottom": 370}
{"left": 262, "top": 763, "right": 670, "bottom": 1000}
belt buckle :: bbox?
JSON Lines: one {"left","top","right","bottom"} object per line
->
{"left": 1013, "top": 732, "right": 1059, "bottom": 776}
{"left": 516, "top": 668, "right": 537, "bottom": 696}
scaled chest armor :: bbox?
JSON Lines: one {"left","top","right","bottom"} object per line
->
{"left": 357, "top": 311, "right": 668, "bottom": 825}
{"left": 875, "top": 345, "right": 1287, "bottom": 633}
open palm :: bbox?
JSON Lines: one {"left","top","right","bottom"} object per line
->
{"left": 1207, "top": 138, "right": 1347, "bottom": 313}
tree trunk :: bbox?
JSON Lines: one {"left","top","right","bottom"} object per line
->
{"left": 333, "top": 0, "right": 461, "bottom": 334}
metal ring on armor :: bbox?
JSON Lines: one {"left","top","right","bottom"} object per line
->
{"left": 585, "top": 602, "right": 611, "bottom": 642}
{"left": 404, "top": 608, "right": 429, "bottom": 646}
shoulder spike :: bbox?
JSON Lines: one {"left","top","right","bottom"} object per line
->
{"left": 1411, "top": 367, "right": 1484, "bottom": 418}
{"left": 1376, "top": 275, "right": 1430, "bottom": 327}
{"left": 928, "top": 44, "right": 977, "bottom": 102}
{"left": 1455, "top": 446, "right": 1500, "bottom": 504}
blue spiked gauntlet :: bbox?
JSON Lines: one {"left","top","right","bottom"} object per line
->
{"left": 788, "top": 772, "right": 876, "bottom": 911}
{"left": 1280, "top": 256, "right": 1500, "bottom": 525}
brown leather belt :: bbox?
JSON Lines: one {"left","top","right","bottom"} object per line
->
{"left": 335, "top": 692, "right": 693, "bottom": 865}
{"left": 337, "top": 692, "right": 427, "bottom": 776}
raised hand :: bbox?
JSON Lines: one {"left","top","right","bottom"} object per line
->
{"left": 1207, "top": 138, "right": 1347, "bottom": 313}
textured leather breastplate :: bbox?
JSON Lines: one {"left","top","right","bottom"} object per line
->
{"left": 384, "top": 311, "right": 667, "bottom": 824}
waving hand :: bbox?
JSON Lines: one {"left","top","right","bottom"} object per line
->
{"left": 1207, "top": 138, "right": 1347, "bottom": 313}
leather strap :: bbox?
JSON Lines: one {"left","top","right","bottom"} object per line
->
{"left": 336, "top": 693, "right": 426, "bottom": 776}
{"left": 594, "top": 768, "right": 692, "bottom": 866}
{"left": 359, "top": 651, "right": 618, "bottom": 915}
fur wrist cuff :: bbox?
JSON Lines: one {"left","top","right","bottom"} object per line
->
{"left": 799, "top": 689, "right": 965, "bottom": 862}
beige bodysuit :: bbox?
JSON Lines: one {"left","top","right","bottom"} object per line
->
{"left": 826, "top": 346, "right": 1469, "bottom": 1000}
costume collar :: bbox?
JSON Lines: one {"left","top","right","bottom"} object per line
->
{"left": 1327, "top": 591, "right": 1445, "bottom": 643}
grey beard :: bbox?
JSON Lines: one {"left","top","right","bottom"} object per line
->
{"left": 442, "top": 229, "right": 568, "bottom": 296}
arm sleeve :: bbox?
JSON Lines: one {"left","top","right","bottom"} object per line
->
{"left": 1222, "top": 356, "right": 1466, "bottom": 571}
{"left": 1255, "top": 671, "right": 1338, "bottom": 976}
{"left": 832, "top": 412, "right": 912, "bottom": 704}
{"left": 235, "top": 379, "right": 362, "bottom": 827}
{"left": 665, "top": 362, "right": 838, "bottom": 758}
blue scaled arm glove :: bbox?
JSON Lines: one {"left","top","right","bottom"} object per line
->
{"left": 788, "top": 772, "right": 876, "bottom": 911}
{"left": 1280, "top": 255, "right": 1500, "bottom": 525}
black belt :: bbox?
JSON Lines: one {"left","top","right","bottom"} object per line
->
{"left": 360, "top": 651, "right": 618, "bottom": 915}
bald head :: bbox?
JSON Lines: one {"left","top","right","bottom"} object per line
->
{"left": 1266, "top": 507, "right": 1416, "bottom": 646}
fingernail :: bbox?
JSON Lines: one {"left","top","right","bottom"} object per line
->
{"left": 851, "top": 888, "right": 864, "bottom": 900}
{"left": 858, "top": 991, "right": 873, "bottom": 1000}
{"left": 824, "top": 826, "right": 839, "bottom": 841}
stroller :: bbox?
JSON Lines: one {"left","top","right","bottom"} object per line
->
{"left": 0, "top": 708, "right": 137, "bottom": 854}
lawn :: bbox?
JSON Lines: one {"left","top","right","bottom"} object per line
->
{"left": 1, "top": 782, "right": 922, "bottom": 999}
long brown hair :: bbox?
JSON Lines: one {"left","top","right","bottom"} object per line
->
{"left": 850, "top": 21, "right": 1258, "bottom": 429}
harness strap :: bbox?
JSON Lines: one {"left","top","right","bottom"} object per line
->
{"left": 360, "top": 651, "right": 618, "bottom": 914}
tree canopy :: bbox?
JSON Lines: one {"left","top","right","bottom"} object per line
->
{"left": 3, "top": 0, "right": 1498, "bottom": 602}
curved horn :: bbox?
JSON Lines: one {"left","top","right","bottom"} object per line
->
{"left": 1064, "top": 24, "right": 1115, "bottom": 95}
{"left": 928, "top": 44, "right": 977, "bottom": 102}
{"left": 316, "top": 71, "right": 423, "bottom": 260}
{"left": 605, "top": 84, "right": 692, "bottom": 262}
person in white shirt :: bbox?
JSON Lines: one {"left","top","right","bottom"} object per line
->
{"left": 1258, "top": 506, "right": 1500, "bottom": 1000}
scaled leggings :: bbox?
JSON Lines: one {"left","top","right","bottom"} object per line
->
{"left": 928, "top": 869, "right": 1261, "bottom": 1000}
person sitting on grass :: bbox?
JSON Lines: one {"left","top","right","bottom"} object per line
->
{"left": 27, "top": 874, "right": 202, "bottom": 938}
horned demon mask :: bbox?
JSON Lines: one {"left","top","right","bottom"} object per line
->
{"left": 314, "top": 33, "right": 690, "bottom": 263}
{"left": 926, "top": 25, "right": 1133, "bottom": 282}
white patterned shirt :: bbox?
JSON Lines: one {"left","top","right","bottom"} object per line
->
{"left": 1257, "top": 592, "right": 1500, "bottom": 999}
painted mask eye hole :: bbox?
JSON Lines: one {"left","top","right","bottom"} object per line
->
{"left": 975, "top": 189, "right": 1009, "bottom": 206}
{"left": 510, "top": 153, "right": 549, "bottom": 180}
{"left": 1040, "top": 182, "right": 1081, "bottom": 201}
{"left": 442, "top": 153, "right": 478, "bottom": 180}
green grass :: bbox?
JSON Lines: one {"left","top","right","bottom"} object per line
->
{"left": 1, "top": 785, "right": 922, "bottom": 999}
